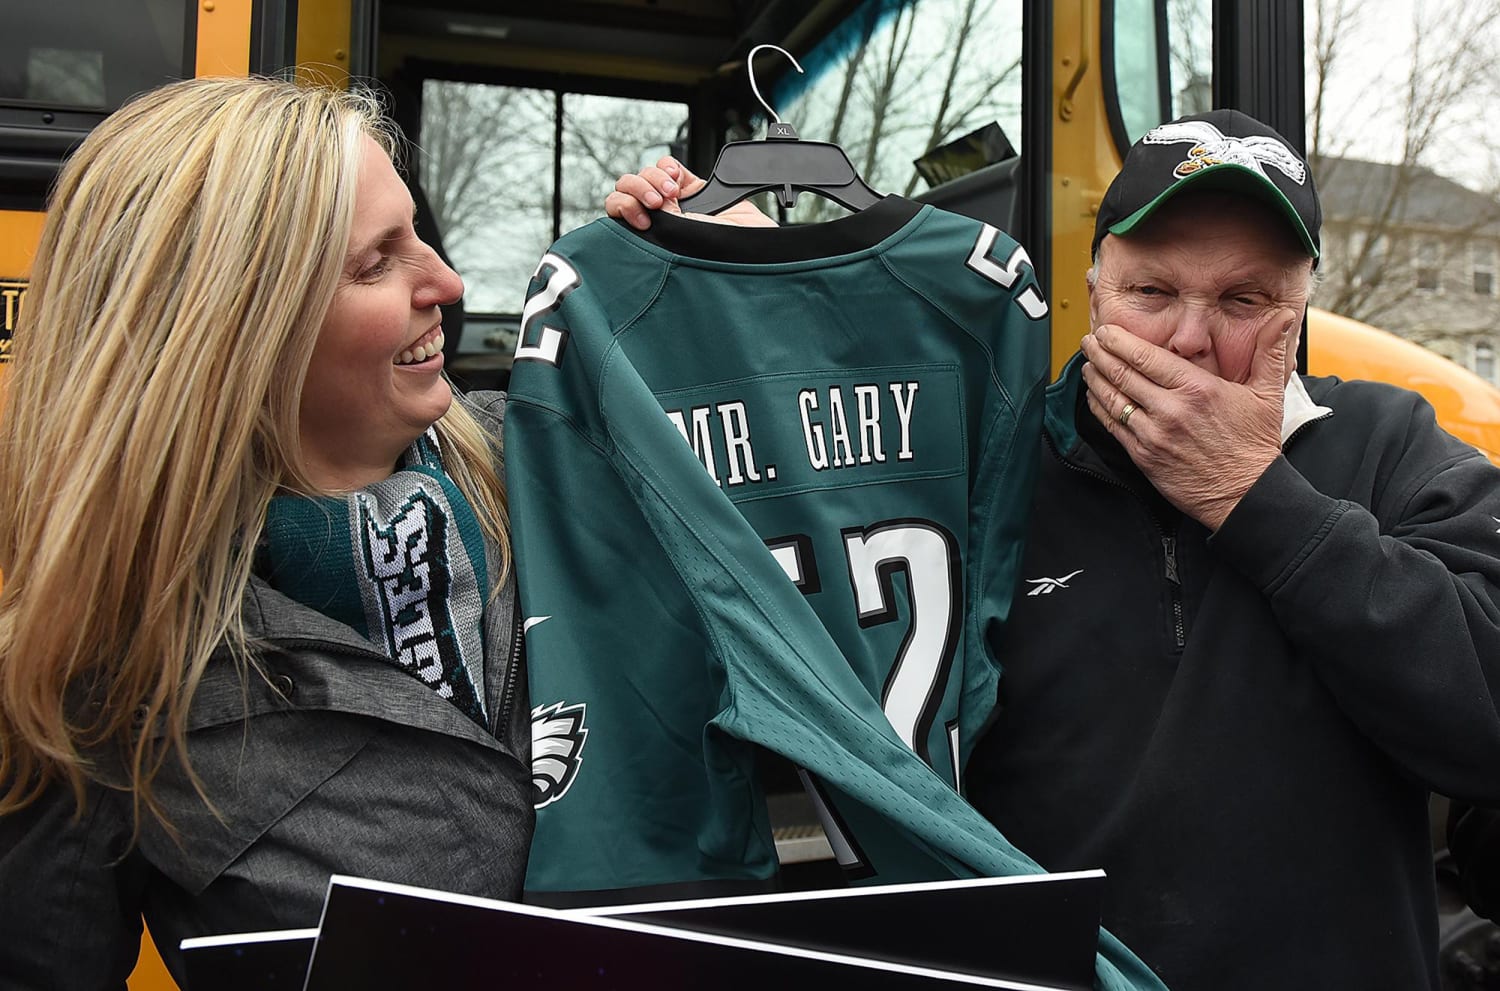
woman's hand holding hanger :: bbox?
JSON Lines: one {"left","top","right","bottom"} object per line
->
{"left": 605, "top": 156, "right": 777, "bottom": 231}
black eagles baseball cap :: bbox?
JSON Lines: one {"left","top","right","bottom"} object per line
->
{"left": 1093, "top": 108, "right": 1321, "bottom": 262}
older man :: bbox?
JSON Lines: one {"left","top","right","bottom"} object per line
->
{"left": 606, "top": 109, "right": 1500, "bottom": 991}
{"left": 959, "top": 109, "right": 1500, "bottom": 991}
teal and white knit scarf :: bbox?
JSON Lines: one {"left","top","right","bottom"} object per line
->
{"left": 259, "top": 429, "right": 490, "bottom": 726}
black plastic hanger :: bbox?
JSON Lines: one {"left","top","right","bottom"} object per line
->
{"left": 678, "top": 44, "right": 885, "bottom": 215}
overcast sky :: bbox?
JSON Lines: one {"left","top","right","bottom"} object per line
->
{"left": 1308, "top": 0, "right": 1499, "bottom": 190}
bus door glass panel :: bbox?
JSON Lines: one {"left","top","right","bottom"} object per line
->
{"left": 418, "top": 80, "right": 686, "bottom": 318}
{"left": 1164, "top": 0, "right": 1212, "bottom": 119}
{"left": 767, "top": 0, "right": 1025, "bottom": 226}
{"left": 0, "top": 0, "right": 193, "bottom": 110}
{"left": 1108, "top": 0, "right": 1212, "bottom": 146}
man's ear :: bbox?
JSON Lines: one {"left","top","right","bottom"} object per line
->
{"left": 1284, "top": 312, "right": 1305, "bottom": 384}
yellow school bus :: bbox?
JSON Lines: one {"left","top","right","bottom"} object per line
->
{"left": 2, "top": 1, "right": 1493, "bottom": 987}
{"left": 5, "top": 1, "right": 1497, "bottom": 453}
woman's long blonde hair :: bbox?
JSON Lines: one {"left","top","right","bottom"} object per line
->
{"left": 0, "top": 76, "right": 509, "bottom": 828}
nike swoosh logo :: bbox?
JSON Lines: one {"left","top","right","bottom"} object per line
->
{"left": 523, "top": 616, "right": 552, "bottom": 634}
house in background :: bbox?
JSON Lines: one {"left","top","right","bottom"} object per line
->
{"left": 1311, "top": 156, "right": 1500, "bottom": 382}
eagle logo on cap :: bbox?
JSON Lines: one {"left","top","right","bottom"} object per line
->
{"left": 1144, "top": 121, "right": 1306, "bottom": 185}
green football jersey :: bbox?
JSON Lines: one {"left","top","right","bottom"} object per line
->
{"left": 506, "top": 198, "right": 1164, "bottom": 991}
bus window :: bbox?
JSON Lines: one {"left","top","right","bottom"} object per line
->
{"left": 0, "top": 0, "right": 193, "bottom": 111}
{"left": 1106, "top": 0, "right": 1211, "bottom": 150}
{"left": 768, "top": 0, "right": 1024, "bottom": 224}
{"left": 560, "top": 94, "right": 685, "bottom": 252}
{"left": 417, "top": 80, "right": 686, "bottom": 314}
{"left": 1165, "top": 0, "right": 1213, "bottom": 118}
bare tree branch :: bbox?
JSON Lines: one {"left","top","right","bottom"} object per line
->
{"left": 860, "top": 6, "right": 917, "bottom": 180}
{"left": 1309, "top": 0, "right": 1500, "bottom": 355}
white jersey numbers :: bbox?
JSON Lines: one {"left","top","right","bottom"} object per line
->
{"left": 771, "top": 520, "right": 962, "bottom": 880}
{"left": 515, "top": 253, "right": 580, "bottom": 367}
{"left": 843, "top": 521, "right": 962, "bottom": 767}
{"left": 966, "top": 225, "right": 1049, "bottom": 320}
{"left": 769, "top": 520, "right": 962, "bottom": 772}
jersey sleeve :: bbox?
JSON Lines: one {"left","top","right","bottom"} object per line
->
{"left": 507, "top": 237, "right": 783, "bottom": 900}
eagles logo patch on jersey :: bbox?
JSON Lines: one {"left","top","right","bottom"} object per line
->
{"left": 531, "top": 701, "right": 588, "bottom": 808}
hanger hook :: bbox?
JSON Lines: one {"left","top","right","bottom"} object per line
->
{"left": 746, "top": 43, "right": 804, "bottom": 125}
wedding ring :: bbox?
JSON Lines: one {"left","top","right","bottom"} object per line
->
{"left": 1118, "top": 402, "right": 1136, "bottom": 426}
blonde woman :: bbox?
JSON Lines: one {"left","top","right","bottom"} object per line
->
{"left": 0, "top": 76, "right": 531, "bottom": 986}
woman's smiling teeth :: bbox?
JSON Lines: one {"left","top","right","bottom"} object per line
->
{"left": 396, "top": 330, "right": 444, "bottom": 365}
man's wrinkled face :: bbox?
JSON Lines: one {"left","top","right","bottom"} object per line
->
{"left": 1088, "top": 191, "right": 1314, "bottom": 385}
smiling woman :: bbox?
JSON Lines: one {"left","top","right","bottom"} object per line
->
{"left": 0, "top": 76, "right": 531, "bottom": 989}
{"left": 300, "top": 134, "right": 467, "bottom": 490}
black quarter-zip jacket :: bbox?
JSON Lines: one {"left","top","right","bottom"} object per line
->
{"left": 967, "top": 353, "right": 1500, "bottom": 991}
